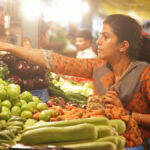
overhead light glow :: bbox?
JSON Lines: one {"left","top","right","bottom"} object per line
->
{"left": 21, "top": 0, "right": 43, "bottom": 20}
{"left": 43, "top": 0, "right": 90, "bottom": 25}
{"left": 128, "top": 11, "right": 142, "bottom": 22}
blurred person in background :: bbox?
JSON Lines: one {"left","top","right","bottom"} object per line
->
{"left": 142, "top": 20, "right": 150, "bottom": 38}
{"left": 39, "top": 20, "right": 50, "bottom": 49}
{"left": 75, "top": 29, "right": 98, "bottom": 58}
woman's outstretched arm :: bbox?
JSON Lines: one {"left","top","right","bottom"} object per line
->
{"left": 0, "top": 42, "right": 103, "bottom": 78}
{"left": 0, "top": 42, "right": 47, "bottom": 69}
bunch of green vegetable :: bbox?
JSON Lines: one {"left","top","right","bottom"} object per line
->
{"left": 0, "top": 61, "right": 10, "bottom": 79}
{"left": 48, "top": 73, "right": 93, "bottom": 106}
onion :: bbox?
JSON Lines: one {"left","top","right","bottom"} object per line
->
{"left": 22, "top": 79, "right": 34, "bottom": 91}
{"left": 2, "top": 54, "right": 17, "bottom": 66}
{"left": 8, "top": 74, "right": 22, "bottom": 86}
{"left": 13, "top": 60, "right": 32, "bottom": 78}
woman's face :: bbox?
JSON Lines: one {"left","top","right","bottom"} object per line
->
{"left": 97, "top": 23, "right": 121, "bottom": 61}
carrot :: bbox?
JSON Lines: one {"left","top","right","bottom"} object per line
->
{"left": 33, "top": 112, "right": 40, "bottom": 120}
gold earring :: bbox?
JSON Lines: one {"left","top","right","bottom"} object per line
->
{"left": 120, "top": 49, "right": 126, "bottom": 55}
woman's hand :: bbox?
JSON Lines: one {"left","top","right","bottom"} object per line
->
{"left": 103, "top": 90, "right": 124, "bottom": 109}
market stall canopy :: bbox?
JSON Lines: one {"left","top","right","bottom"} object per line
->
{"left": 87, "top": 0, "right": 150, "bottom": 21}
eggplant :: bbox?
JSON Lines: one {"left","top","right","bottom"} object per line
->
{"left": 32, "top": 65, "right": 46, "bottom": 76}
{"left": 12, "top": 60, "right": 32, "bottom": 78}
{"left": 2, "top": 54, "right": 17, "bottom": 66}
{"left": 33, "top": 76, "right": 48, "bottom": 89}
{"left": 22, "top": 78, "right": 34, "bottom": 91}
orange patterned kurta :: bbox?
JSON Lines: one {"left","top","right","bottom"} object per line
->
{"left": 44, "top": 50, "right": 150, "bottom": 139}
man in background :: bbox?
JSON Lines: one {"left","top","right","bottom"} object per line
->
{"left": 75, "top": 29, "right": 97, "bottom": 58}
{"left": 142, "top": 20, "right": 150, "bottom": 38}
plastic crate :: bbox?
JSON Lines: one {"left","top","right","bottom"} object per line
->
{"left": 125, "top": 146, "right": 143, "bottom": 150}
{"left": 30, "top": 88, "right": 49, "bottom": 102}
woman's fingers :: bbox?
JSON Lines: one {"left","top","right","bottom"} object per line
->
{"left": 103, "top": 91, "right": 123, "bottom": 108}
{"left": 104, "top": 104, "right": 114, "bottom": 108}
{"left": 103, "top": 98, "right": 115, "bottom": 104}
{"left": 105, "top": 93, "right": 117, "bottom": 99}
{"left": 106, "top": 90, "right": 118, "bottom": 96}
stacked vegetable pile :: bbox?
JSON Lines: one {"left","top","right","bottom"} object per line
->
{"left": 48, "top": 73, "right": 93, "bottom": 107}
{"left": 32, "top": 94, "right": 143, "bottom": 148}
{"left": 1, "top": 53, "right": 48, "bottom": 91}
{"left": 0, "top": 78, "right": 50, "bottom": 148}
{"left": 0, "top": 116, "right": 25, "bottom": 149}
{"left": 21, "top": 117, "right": 126, "bottom": 150}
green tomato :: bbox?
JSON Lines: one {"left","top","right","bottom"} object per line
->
{"left": 1, "top": 106, "right": 10, "bottom": 112}
{"left": 7, "top": 84, "right": 21, "bottom": 100}
{"left": 32, "top": 96, "right": 41, "bottom": 103}
{"left": 0, "top": 110, "right": 11, "bottom": 120}
{"left": 37, "top": 103, "right": 48, "bottom": 111}
{"left": 28, "top": 102, "right": 37, "bottom": 109}
{"left": 47, "top": 109, "right": 55, "bottom": 117}
{"left": 20, "top": 100, "right": 27, "bottom": 105}
{"left": 20, "top": 91, "right": 32, "bottom": 102}
{"left": 0, "top": 84, "right": 7, "bottom": 100}
{"left": 21, "top": 104, "right": 33, "bottom": 112}
{"left": 21, "top": 111, "right": 32, "bottom": 119}
{"left": 39, "top": 110, "right": 51, "bottom": 121}
{"left": 13, "top": 101, "right": 22, "bottom": 107}
{"left": 11, "top": 106, "right": 21, "bottom": 116}
{"left": 1, "top": 100, "right": 12, "bottom": 109}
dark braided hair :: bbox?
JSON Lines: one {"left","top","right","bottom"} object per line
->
{"left": 104, "top": 14, "right": 150, "bottom": 63}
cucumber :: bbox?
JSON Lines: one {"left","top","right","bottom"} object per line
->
{"left": 0, "top": 140, "right": 14, "bottom": 145}
{"left": 8, "top": 128, "right": 18, "bottom": 135}
{"left": 21, "top": 123, "right": 98, "bottom": 144}
{"left": 50, "top": 136, "right": 125, "bottom": 149}
{"left": 96, "top": 136, "right": 118, "bottom": 146}
{"left": 7, "top": 121, "right": 24, "bottom": 129}
{"left": 97, "top": 135, "right": 126, "bottom": 149}
{"left": 8, "top": 116, "right": 26, "bottom": 122}
{"left": 51, "top": 139, "right": 96, "bottom": 146}
{"left": 117, "top": 136, "right": 126, "bottom": 149}
{"left": 110, "top": 120, "right": 126, "bottom": 135}
{"left": 96, "top": 126, "right": 118, "bottom": 138}
{"left": 7, "top": 126, "right": 22, "bottom": 133}
{"left": 23, "top": 117, "right": 109, "bottom": 132}
{"left": 0, "top": 131, "right": 12, "bottom": 140}
{"left": 64, "top": 141, "right": 117, "bottom": 150}
{"left": 1, "top": 130, "right": 15, "bottom": 139}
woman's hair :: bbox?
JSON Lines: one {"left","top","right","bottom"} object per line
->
{"left": 104, "top": 14, "right": 150, "bottom": 63}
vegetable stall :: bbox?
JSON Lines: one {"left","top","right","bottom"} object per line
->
{"left": 0, "top": 54, "right": 144, "bottom": 150}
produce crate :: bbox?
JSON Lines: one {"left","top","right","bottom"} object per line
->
{"left": 30, "top": 88, "right": 49, "bottom": 102}
{"left": 126, "top": 145, "right": 143, "bottom": 150}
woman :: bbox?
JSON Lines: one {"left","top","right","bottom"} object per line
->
{"left": 0, "top": 14, "right": 150, "bottom": 142}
